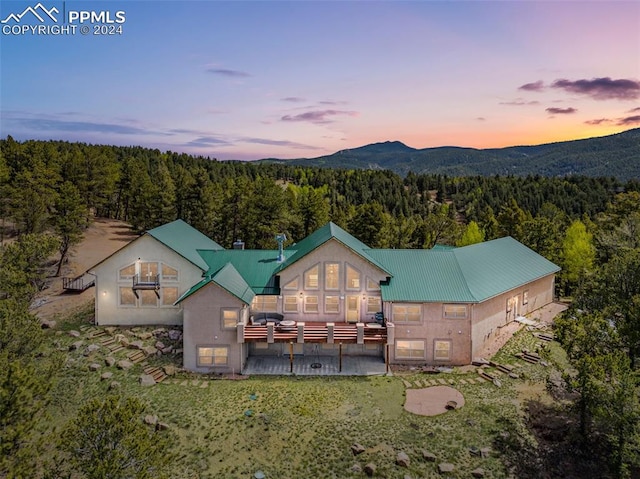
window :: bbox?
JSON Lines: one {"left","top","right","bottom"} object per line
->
{"left": 443, "top": 304, "right": 467, "bottom": 319}
{"left": 119, "top": 264, "right": 135, "bottom": 280}
{"left": 140, "top": 262, "right": 158, "bottom": 282}
{"left": 434, "top": 340, "right": 451, "bottom": 361}
{"left": 304, "top": 295, "right": 319, "bottom": 313}
{"left": 346, "top": 264, "right": 361, "bottom": 290}
{"left": 325, "top": 263, "right": 340, "bottom": 290}
{"left": 119, "top": 287, "right": 136, "bottom": 306}
{"left": 395, "top": 340, "right": 425, "bottom": 359}
{"left": 283, "top": 277, "right": 299, "bottom": 290}
{"left": 197, "top": 346, "right": 228, "bottom": 366}
{"left": 392, "top": 304, "right": 421, "bottom": 322}
{"left": 325, "top": 295, "right": 339, "bottom": 314}
{"left": 366, "top": 296, "right": 381, "bottom": 314}
{"left": 366, "top": 278, "right": 380, "bottom": 291}
{"left": 221, "top": 309, "right": 239, "bottom": 329}
{"left": 251, "top": 295, "right": 278, "bottom": 312}
{"left": 304, "top": 265, "right": 319, "bottom": 290}
{"left": 140, "top": 290, "right": 158, "bottom": 307}
{"left": 523, "top": 290, "right": 529, "bottom": 305}
{"left": 283, "top": 296, "right": 298, "bottom": 313}
{"left": 161, "top": 264, "right": 178, "bottom": 281}
{"left": 162, "top": 287, "right": 178, "bottom": 306}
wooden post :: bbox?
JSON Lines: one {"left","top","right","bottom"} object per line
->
{"left": 385, "top": 344, "right": 389, "bottom": 373}
{"left": 339, "top": 342, "right": 343, "bottom": 372}
{"left": 289, "top": 341, "right": 294, "bottom": 373}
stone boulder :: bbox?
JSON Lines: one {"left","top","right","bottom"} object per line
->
{"left": 116, "top": 360, "right": 134, "bottom": 370}
{"left": 168, "top": 329, "right": 182, "bottom": 341}
{"left": 138, "top": 332, "right": 153, "bottom": 340}
{"left": 88, "top": 363, "right": 101, "bottom": 371}
{"left": 69, "top": 340, "right": 84, "bottom": 351}
{"left": 68, "top": 330, "right": 81, "bottom": 338}
{"left": 40, "top": 319, "right": 56, "bottom": 329}
{"left": 144, "top": 414, "right": 158, "bottom": 425}
{"left": 101, "top": 372, "right": 113, "bottom": 380}
{"left": 351, "top": 444, "right": 366, "bottom": 455}
{"left": 83, "top": 344, "right": 100, "bottom": 356}
{"left": 396, "top": 451, "right": 410, "bottom": 468}
{"left": 438, "top": 463, "right": 454, "bottom": 474}
{"left": 143, "top": 345, "right": 158, "bottom": 356}
{"left": 161, "top": 346, "right": 173, "bottom": 355}
{"left": 108, "top": 381, "right": 121, "bottom": 390}
{"left": 129, "top": 340, "right": 144, "bottom": 350}
{"left": 471, "top": 468, "right": 485, "bottom": 478}
{"left": 364, "top": 463, "right": 376, "bottom": 477}
{"left": 155, "top": 341, "right": 166, "bottom": 350}
{"left": 422, "top": 450, "right": 436, "bottom": 462}
{"left": 162, "top": 364, "right": 177, "bottom": 376}
{"left": 350, "top": 464, "right": 362, "bottom": 474}
{"left": 105, "top": 356, "right": 116, "bottom": 367}
{"left": 139, "top": 374, "right": 156, "bottom": 387}
{"left": 156, "top": 422, "right": 169, "bottom": 431}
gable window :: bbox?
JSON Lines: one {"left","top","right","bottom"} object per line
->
{"left": 161, "top": 287, "right": 178, "bottom": 306}
{"left": 140, "top": 262, "right": 158, "bottom": 282}
{"left": 119, "top": 287, "right": 136, "bottom": 306}
{"left": 434, "top": 340, "right": 451, "bottom": 361}
{"left": 366, "top": 296, "right": 381, "bottom": 314}
{"left": 325, "top": 263, "right": 340, "bottom": 290}
{"left": 392, "top": 304, "right": 421, "bottom": 323}
{"left": 251, "top": 296, "right": 278, "bottom": 312}
{"left": 443, "top": 304, "right": 467, "bottom": 319}
{"left": 346, "top": 264, "right": 361, "bottom": 290}
{"left": 395, "top": 340, "right": 425, "bottom": 359}
{"left": 304, "top": 265, "right": 319, "bottom": 290}
{"left": 140, "top": 290, "right": 158, "bottom": 307}
{"left": 221, "top": 309, "right": 239, "bottom": 329}
{"left": 325, "top": 295, "right": 339, "bottom": 314}
{"left": 161, "top": 264, "right": 178, "bottom": 281}
{"left": 523, "top": 290, "right": 529, "bottom": 305}
{"left": 119, "top": 264, "right": 135, "bottom": 280}
{"left": 197, "top": 346, "right": 228, "bottom": 367}
{"left": 366, "top": 278, "right": 380, "bottom": 291}
{"left": 283, "top": 296, "right": 298, "bottom": 313}
{"left": 283, "top": 277, "right": 299, "bottom": 290}
{"left": 304, "top": 295, "right": 319, "bottom": 313}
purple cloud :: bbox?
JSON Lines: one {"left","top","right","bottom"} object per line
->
{"left": 281, "top": 110, "right": 358, "bottom": 124}
{"left": 241, "top": 137, "right": 322, "bottom": 150}
{"left": 584, "top": 118, "right": 612, "bottom": 125}
{"left": 281, "top": 97, "right": 306, "bottom": 103}
{"left": 617, "top": 115, "right": 640, "bottom": 126}
{"left": 546, "top": 107, "right": 577, "bottom": 115}
{"left": 318, "top": 100, "right": 348, "bottom": 105}
{"left": 551, "top": 77, "right": 640, "bottom": 100}
{"left": 499, "top": 99, "right": 540, "bottom": 106}
{"left": 12, "top": 117, "right": 161, "bottom": 135}
{"left": 518, "top": 80, "right": 544, "bottom": 92}
{"left": 628, "top": 107, "right": 640, "bottom": 113}
{"left": 184, "top": 136, "right": 230, "bottom": 147}
{"left": 206, "top": 68, "right": 251, "bottom": 78}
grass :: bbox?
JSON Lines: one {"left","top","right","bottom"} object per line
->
{"left": 37, "top": 306, "right": 567, "bottom": 479}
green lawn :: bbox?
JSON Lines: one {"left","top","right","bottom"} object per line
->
{"left": 40, "top": 304, "right": 565, "bottom": 479}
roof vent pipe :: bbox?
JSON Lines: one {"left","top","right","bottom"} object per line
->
{"left": 233, "top": 239, "right": 245, "bottom": 250}
{"left": 275, "top": 234, "right": 287, "bottom": 263}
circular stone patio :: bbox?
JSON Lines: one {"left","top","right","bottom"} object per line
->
{"left": 404, "top": 386, "right": 465, "bottom": 416}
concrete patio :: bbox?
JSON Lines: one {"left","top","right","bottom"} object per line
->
{"left": 242, "top": 355, "right": 390, "bottom": 376}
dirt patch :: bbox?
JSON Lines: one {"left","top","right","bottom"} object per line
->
{"left": 32, "top": 218, "right": 137, "bottom": 321}
{"left": 404, "top": 386, "right": 465, "bottom": 416}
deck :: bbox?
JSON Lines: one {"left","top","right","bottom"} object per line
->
{"left": 62, "top": 273, "right": 95, "bottom": 292}
{"left": 243, "top": 322, "right": 387, "bottom": 344}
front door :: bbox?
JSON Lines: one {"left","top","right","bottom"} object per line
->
{"left": 346, "top": 295, "right": 360, "bottom": 323}
{"left": 507, "top": 295, "right": 519, "bottom": 322}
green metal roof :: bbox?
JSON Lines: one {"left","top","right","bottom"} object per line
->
{"left": 147, "top": 220, "right": 223, "bottom": 271}
{"left": 369, "top": 237, "right": 560, "bottom": 303}
{"left": 277, "top": 222, "right": 391, "bottom": 275}
{"left": 175, "top": 262, "right": 255, "bottom": 305}
{"left": 198, "top": 249, "right": 285, "bottom": 295}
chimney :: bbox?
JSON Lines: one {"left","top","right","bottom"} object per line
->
{"left": 232, "top": 239, "right": 245, "bottom": 250}
{"left": 275, "top": 234, "right": 287, "bottom": 263}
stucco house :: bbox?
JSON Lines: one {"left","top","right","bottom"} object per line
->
{"left": 89, "top": 219, "right": 560, "bottom": 374}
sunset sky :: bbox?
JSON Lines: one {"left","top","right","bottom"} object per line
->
{"left": 1, "top": 1, "right": 639, "bottom": 160}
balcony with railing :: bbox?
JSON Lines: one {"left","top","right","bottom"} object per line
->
{"left": 132, "top": 274, "right": 160, "bottom": 298}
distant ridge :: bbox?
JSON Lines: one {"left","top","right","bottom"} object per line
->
{"left": 258, "top": 128, "right": 640, "bottom": 181}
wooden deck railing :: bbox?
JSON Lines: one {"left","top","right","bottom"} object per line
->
{"left": 243, "top": 322, "right": 387, "bottom": 344}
